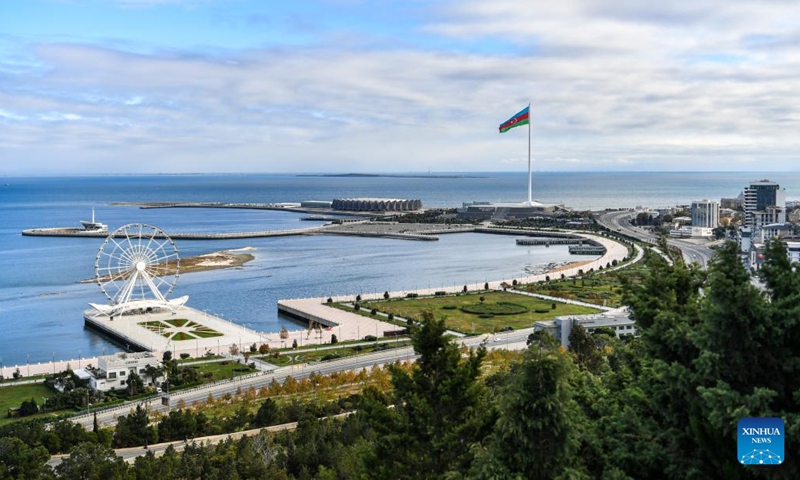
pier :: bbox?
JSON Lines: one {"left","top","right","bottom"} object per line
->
{"left": 568, "top": 245, "right": 607, "bottom": 255}
{"left": 516, "top": 237, "right": 586, "bottom": 246}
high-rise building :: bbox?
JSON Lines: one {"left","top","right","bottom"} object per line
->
{"left": 691, "top": 200, "right": 719, "bottom": 228}
{"left": 744, "top": 180, "right": 786, "bottom": 229}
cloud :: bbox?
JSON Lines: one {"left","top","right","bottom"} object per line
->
{"left": 1, "top": 0, "right": 800, "bottom": 173}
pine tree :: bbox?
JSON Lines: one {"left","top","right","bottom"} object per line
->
{"left": 364, "top": 311, "right": 490, "bottom": 479}
{"left": 472, "top": 342, "right": 583, "bottom": 479}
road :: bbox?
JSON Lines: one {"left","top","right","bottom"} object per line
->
{"left": 596, "top": 210, "right": 715, "bottom": 268}
{"left": 72, "top": 329, "right": 534, "bottom": 429}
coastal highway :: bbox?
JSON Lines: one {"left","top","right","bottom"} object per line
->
{"left": 596, "top": 210, "right": 715, "bottom": 268}
{"left": 74, "top": 329, "right": 533, "bottom": 429}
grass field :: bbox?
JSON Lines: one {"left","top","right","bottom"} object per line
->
{"left": 0, "top": 383, "right": 59, "bottom": 426}
{"left": 260, "top": 340, "right": 412, "bottom": 367}
{"left": 521, "top": 255, "right": 650, "bottom": 307}
{"left": 363, "top": 291, "right": 599, "bottom": 334}
{"left": 187, "top": 361, "right": 258, "bottom": 383}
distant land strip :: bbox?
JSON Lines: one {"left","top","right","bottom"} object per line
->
{"left": 296, "top": 173, "right": 483, "bottom": 179}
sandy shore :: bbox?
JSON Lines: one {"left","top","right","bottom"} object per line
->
{"left": 547, "top": 260, "right": 594, "bottom": 274}
{"left": 82, "top": 248, "right": 255, "bottom": 283}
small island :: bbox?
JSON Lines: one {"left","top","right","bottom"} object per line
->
{"left": 81, "top": 248, "right": 255, "bottom": 283}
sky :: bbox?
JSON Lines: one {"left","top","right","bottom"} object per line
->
{"left": 1, "top": 0, "right": 798, "bottom": 174}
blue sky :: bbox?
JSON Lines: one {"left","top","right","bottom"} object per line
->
{"left": 1, "top": 0, "right": 799, "bottom": 174}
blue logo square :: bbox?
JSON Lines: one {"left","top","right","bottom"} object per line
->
{"left": 738, "top": 417, "right": 784, "bottom": 465}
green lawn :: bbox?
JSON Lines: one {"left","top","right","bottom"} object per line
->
{"left": 363, "top": 291, "right": 599, "bottom": 334}
{"left": 521, "top": 254, "right": 650, "bottom": 308}
{"left": 0, "top": 383, "right": 59, "bottom": 426}
{"left": 187, "top": 361, "right": 258, "bottom": 383}
{"left": 261, "top": 341, "right": 411, "bottom": 367}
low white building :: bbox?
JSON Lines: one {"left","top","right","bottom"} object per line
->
{"left": 534, "top": 308, "right": 636, "bottom": 348}
{"left": 86, "top": 352, "right": 163, "bottom": 392}
{"left": 787, "top": 242, "right": 800, "bottom": 264}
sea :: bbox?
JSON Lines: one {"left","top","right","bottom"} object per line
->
{"left": 1, "top": 171, "right": 799, "bottom": 366}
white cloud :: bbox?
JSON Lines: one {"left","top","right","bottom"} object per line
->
{"left": 2, "top": 0, "right": 800, "bottom": 173}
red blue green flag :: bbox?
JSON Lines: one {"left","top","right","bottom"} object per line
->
{"left": 499, "top": 106, "right": 530, "bottom": 133}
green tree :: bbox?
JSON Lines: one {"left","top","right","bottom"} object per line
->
{"left": 568, "top": 324, "right": 603, "bottom": 373}
{"left": 126, "top": 371, "right": 145, "bottom": 396}
{"left": 55, "top": 443, "right": 129, "bottom": 480}
{"left": 254, "top": 398, "right": 284, "bottom": 427}
{"left": 472, "top": 343, "right": 584, "bottom": 479}
{"left": 0, "top": 437, "right": 53, "bottom": 479}
{"left": 363, "top": 311, "right": 491, "bottom": 479}
{"left": 113, "top": 405, "right": 157, "bottom": 448}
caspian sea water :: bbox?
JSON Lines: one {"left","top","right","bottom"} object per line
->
{"left": 1, "top": 172, "right": 799, "bottom": 364}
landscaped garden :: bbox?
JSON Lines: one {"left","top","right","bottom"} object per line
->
{"left": 138, "top": 318, "right": 224, "bottom": 341}
{"left": 361, "top": 291, "right": 599, "bottom": 334}
{"left": 520, "top": 252, "right": 651, "bottom": 307}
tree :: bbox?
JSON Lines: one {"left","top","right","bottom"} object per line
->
{"left": 250, "top": 343, "right": 257, "bottom": 353}
{"left": 363, "top": 312, "right": 491, "bottom": 479}
{"left": 162, "top": 351, "right": 172, "bottom": 363}
{"left": 126, "top": 371, "right": 145, "bottom": 396}
{"left": 0, "top": 437, "right": 53, "bottom": 479}
{"left": 229, "top": 343, "right": 240, "bottom": 356}
{"left": 259, "top": 344, "right": 270, "bottom": 355}
{"left": 254, "top": 398, "right": 284, "bottom": 427}
{"left": 292, "top": 339, "right": 298, "bottom": 349}
{"left": 55, "top": 443, "right": 129, "bottom": 480}
{"left": 472, "top": 342, "right": 584, "bottom": 479}
{"left": 567, "top": 325, "right": 603, "bottom": 373}
{"left": 479, "top": 296, "right": 485, "bottom": 304}
{"left": 484, "top": 282, "right": 489, "bottom": 290}
{"left": 463, "top": 285, "right": 468, "bottom": 292}
{"left": 331, "top": 334, "right": 338, "bottom": 344}
{"left": 19, "top": 397, "right": 39, "bottom": 417}
{"left": 384, "top": 291, "right": 390, "bottom": 300}
{"left": 113, "top": 405, "right": 157, "bottom": 448}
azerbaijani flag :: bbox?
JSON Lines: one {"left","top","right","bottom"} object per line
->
{"left": 499, "top": 106, "right": 530, "bottom": 133}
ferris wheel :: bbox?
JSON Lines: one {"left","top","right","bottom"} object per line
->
{"left": 94, "top": 223, "right": 180, "bottom": 310}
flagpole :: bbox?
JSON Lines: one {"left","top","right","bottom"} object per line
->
{"left": 527, "top": 103, "right": 532, "bottom": 205}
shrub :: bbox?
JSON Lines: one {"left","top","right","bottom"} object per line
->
{"left": 512, "top": 279, "right": 518, "bottom": 286}
{"left": 534, "top": 309, "right": 550, "bottom": 313}
{"left": 461, "top": 302, "right": 529, "bottom": 315}
{"left": 435, "top": 291, "right": 447, "bottom": 296}
{"left": 479, "top": 296, "right": 486, "bottom": 303}
{"left": 478, "top": 314, "right": 494, "bottom": 319}
{"left": 545, "top": 275, "right": 550, "bottom": 282}
{"left": 442, "top": 305, "right": 457, "bottom": 310}
{"left": 551, "top": 303, "right": 557, "bottom": 310}
{"left": 179, "top": 353, "right": 190, "bottom": 360}
{"left": 484, "top": 282, "right": 489, "bottom": 290}
{"left": 292, "top": 339, "right": 298, "bottom": 349}
{"left": 363, "top": 335, "right": 378, "bottom": 342}
{"left": 356, "top": 294, "right": 362, "bottom": 302}
{"left": 388, "top": 313, "right": 395, "bottom": 320}
{"left": 331, "top": 334, "right": 338, "bottom": 344}
{"left": 326, "top": 297, "right": 333, "bottom": 304}
{"left": 406, "top": 293, "right": 419, "bottom": 298}
{"left": 463, "top": 285, "right": 468, "bottom": 292}
{"left": 370, "top": 309, "right": 377, "bottom": 316}
{"left": 384, "top": 291, "right": 390, "bottom": 300}
{"left": 354, "top": 303, "right": 361, "bottom": 311}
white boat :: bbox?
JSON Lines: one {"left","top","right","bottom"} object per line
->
{"left": 80, "top": 208, "right": 108, "bottom": 232}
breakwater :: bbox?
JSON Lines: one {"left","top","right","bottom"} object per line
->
{"left": 22, "top": 226, "right": 326, "bottom": 240}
